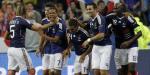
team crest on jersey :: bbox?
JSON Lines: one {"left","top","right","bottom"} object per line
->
{"left": 122, "top": 22, "right": 126, "bottom": 28}
{"left": 112, "top": 19, "right": 117, "bottom": 25}
{"left": 73, "top": 34, "right": 76, "bottom": 38}
{"left": 93, "top": 22, "right": 98, "bottom": 29}
{"left": 90, "top": 22, "right": 98, "bottom": 29}
{"left": 52, "top": 28, "right": 55, "bottom": 33}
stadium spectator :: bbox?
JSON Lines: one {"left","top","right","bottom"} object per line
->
{"left": 1, "top": 1, "right": 15, "bottom": 36}
{"left": 97, "top": 0, "right": 107, "bottom": 16}
{"left": 56, "top": 3, "right": 66, "bottom": 20}
{"left": 0, "top": 9, "right": 4, "bottom": 36}
{"left": 25, "top": 2, "right": 41, "bottom": 52}
{"left": 141, "top": 0, "right": 150, "bottom": 26}
{"left": 66, "top": 1, "right": 82, "bottom": 19}
{"left": 25, "top": 2, "right": 41, "bottom": 23}
{"left": 121, "top": 0, "right": 141, "bottom": 16}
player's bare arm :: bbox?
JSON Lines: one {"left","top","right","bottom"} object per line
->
{"left": 62, "top": 40, "right": 72, "bottom": 58}
{"left": 79, "top": 45, "right": 92, "bottom": 63}
{"left": 36, "top": 32, "right": 46, "bottom": 56}
{"left": 4, "top": 31, "right": 10, "bottom": 40}
{"left": 120, "top": 31, "right": 142, "bottom": 48}
{"left": 31, "top": 22, "right": 55, "bottom": 31}
{"left": 82, "top": 32, "right": 104, "bottom": 48}
{"left": 43, "top": 35, "right": 60, "bottom": 43}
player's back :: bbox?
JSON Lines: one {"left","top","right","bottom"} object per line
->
{"left": 8, "top": 16, "right": 32, "bottom": 48}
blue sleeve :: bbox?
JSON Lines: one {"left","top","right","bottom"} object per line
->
{"left": 83, "top": 33, "right": 89, "bottom": 40}
{"left": 98, "top": 16, "right": 106, "bottom": 33}
{"left": 21, "top": 19, "right": 33, "bottom": 29}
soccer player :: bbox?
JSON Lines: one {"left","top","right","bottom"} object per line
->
{"left": 4, "top": 5, "right": 52, "bottom": 75}
{"left": 82, "top": 3, "right": 112, "bottom": 75}
{"left": 41, "top": 4, "right": 67, "bottom": 75}
{"left": 37, "top": 2, "right": 51, "bottom": 75}
{"left": 106, "top": 3, "right": 142, "bottom": 75}
{"left": 63, "top": 19, "right": 92, "bottom": 75}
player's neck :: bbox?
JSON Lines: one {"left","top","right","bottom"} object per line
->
{"left": 91, "top": 12, "right": 98, "bottom": 19}
{"left": 117, "top": 13, "right": 123, "bottom": 17}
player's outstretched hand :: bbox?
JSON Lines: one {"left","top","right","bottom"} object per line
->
{"left": 35, "top": 49, "right": 41, "bottom": 57}
{"left": 79, "top": 55, "right": 86, "bottom": 63}
{"left": 62, "top": 49, "right": 71, "bottom": 59}
{"left": 35, "top": 46, "right": 44, "bottom": 57}
{"left": 120, "top": 41, "right": 132, "bottom": 49}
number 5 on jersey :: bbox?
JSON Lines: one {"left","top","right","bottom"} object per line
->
{"left": 10, "top": 25, "right": 15, "bottom": 38}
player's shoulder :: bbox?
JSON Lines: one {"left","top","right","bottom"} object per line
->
{"left": 15, "top": 16, "right": 31, "bottom": 24}
{"left": 106, "top": 12, "right": 117, "bottom": 18}
{"left": 14, "top": 16, "right": 24, "bottom": 21}
{"left": 123, "top": 12, "right": 135, "bottom": 23}
{"left": 78, "top": 27, "right": 89, "bottom": 37}
{"left": 42, "top": 17, "right": 49, "bottom": 21}
{"left": 42, "top": 18, "right": 50, "bottom": 24}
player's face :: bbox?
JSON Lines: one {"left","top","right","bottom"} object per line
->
{"left": 97, "top": 2, "right": 105, "bottom": 12}
{"left": 48, "top": 9, "right": 57, "bottom": 22}
{"left": 69, "top": 25, "right": 78, "bottom": 33}
{"left": 86, "top": 5, "right": 95, "bottom": 17}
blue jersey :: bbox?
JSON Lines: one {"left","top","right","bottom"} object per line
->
{"left": 86, "top": 14, "right": 111, "bottom": 46}
{"left": 8, "top": 16, "right": 33, "bottom": 48}
{"left": 42, "top": 18, "right": 51, "bottom": 54}
{"left": 106, "top": 13, "right": 139, "bottom": 48}
{"left": 48, "top": 18, "right": 67, "bottom": 54}
{"left": 69, "top": 27, "right": 89, "bottom": 55}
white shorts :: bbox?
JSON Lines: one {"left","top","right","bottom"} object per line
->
{"left": 49, "top": 53, "right": 63, "bottom": 70}
{"left": 74, "top": 55, "right": 89, "bottom": 74}
{"left": 42, "top": 54, "right": 50, "bottom": 70}
{"left": 114, "top": 47, "right": 138, "bottom": 69}
{"left": 92, "top": 45, "right": 112, "bottom": 70}
{"left": 7, "top": 47, "right": 33, "bottom": 71}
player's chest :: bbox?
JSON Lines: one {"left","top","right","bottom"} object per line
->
{"left": 112, "top": 18, "right": 129, "bottom": 29}
{"left": 70, "top": 33, "right": 84, "bottom": 43}
{"left": 89, "top": 20, "right": 99, "bottom": 30}
{"left": 46, "top": 26, "right": 58, "bottom": 34}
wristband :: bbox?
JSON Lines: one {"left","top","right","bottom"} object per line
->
{"left": 87, "top": 38, "right": 92, "bottom": 42}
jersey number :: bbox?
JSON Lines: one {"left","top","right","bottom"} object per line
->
{"left": 10, "top": 25, "right": 15, "bottom": 38}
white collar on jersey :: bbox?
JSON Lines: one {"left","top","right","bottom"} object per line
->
{"left": 15, "top": 16, "right": 22, "bottom": 18}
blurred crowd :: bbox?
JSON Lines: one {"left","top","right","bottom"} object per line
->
{"left": 0, "top": 0, "right": 150, "bottom": 37}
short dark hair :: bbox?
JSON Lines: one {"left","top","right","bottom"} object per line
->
{"left": 68, "top": 19, "right": 79, "bottom": 27}
{"left": 85, "top": 2, "right": 97, "bottom": 9}
{"left": 25, "top": 2, "right": 34, "bottom": 6}
{"left": 97, "top": 0, "right": 104, "bottom": 5}
{"left": 45, "top": 2, "right": 53, "bottom": 8}
{"left": 48, "top": 3, "right": 57, "bottom": 12}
